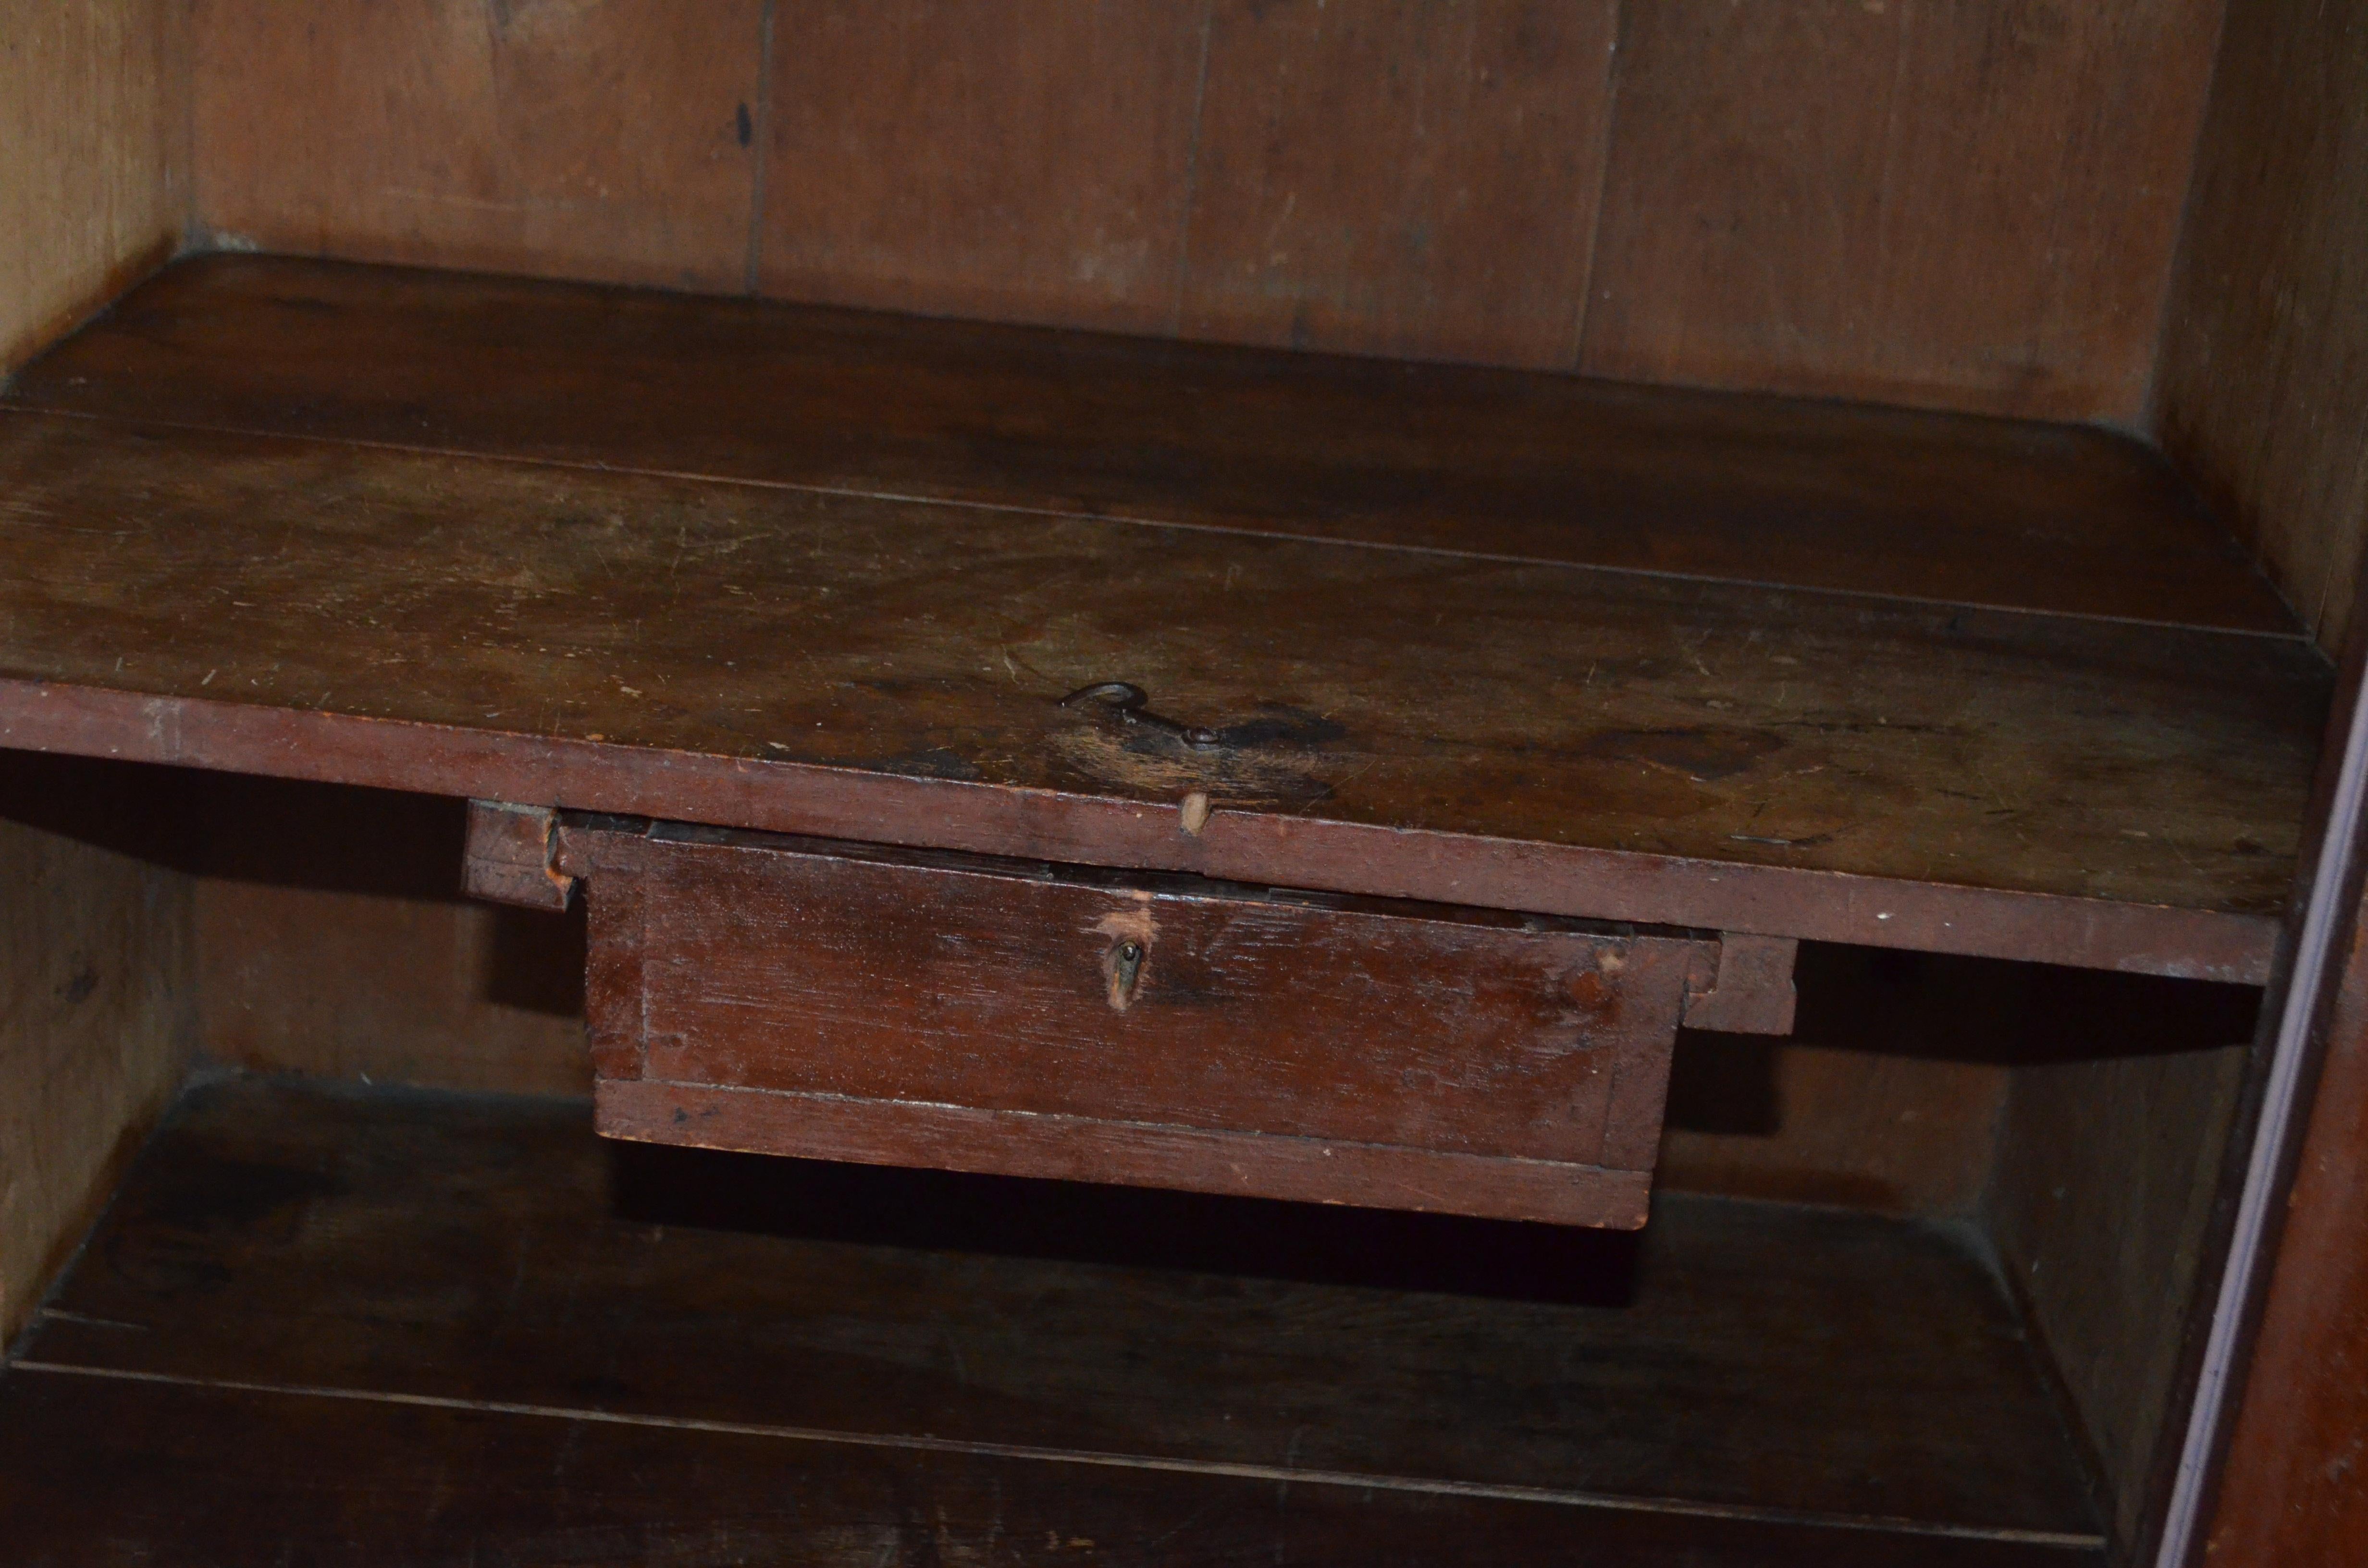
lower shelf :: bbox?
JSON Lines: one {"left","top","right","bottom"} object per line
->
{"left": 0, "top": 1076, "right": 2104, "bottom": 1565}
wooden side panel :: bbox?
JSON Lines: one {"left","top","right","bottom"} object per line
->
{"left": 1174, "top": 0, "right": 1616, "bottom": 366}
{"left": 1986, "top": 1041, "right": 2253, "bottom": 1550}
{"left": 1582, "top": 0, "right": 2224, "bottom": 421}
{"left": 756, "top": 0, "right": 1206, "bottom": 332}
{"left": 0, "top": 0, "right": 186, "bottom": 373}
{"left": 0, "top": 756, "right": 197, "bottom": 1341}
{"left": 2155, "top": 0, "right": 2368, "bottom": 656}
{"left": 191, "top": 0, "right": 761, "bottom": 292}
{"left": 0, "top": 0, "right": 195, "bottom": 1341}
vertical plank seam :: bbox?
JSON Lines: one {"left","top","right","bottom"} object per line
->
{"left": 1569, "top": 0, "right": 1628, "bottom": 370}
{"left": 1869, "top": 0, "right": 1919, "bottom": 389}
{"left": 176, "top": 0, "right": 200, "bottom": 252}
{"left": 2135, "top": 0, "right": 2234, "bottom": 437}
{"left": 1167, "top": 0, "right": 1219, "bottom": 338}
{"left": 634, "top": 868, "right": 653, "bottom": 1080}
{"left": 743, "top": 0, "right": 777, "bottom": 296}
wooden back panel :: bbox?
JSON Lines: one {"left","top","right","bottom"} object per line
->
{"left": 189, "top": 0, "right": 2221, "bottom": 424}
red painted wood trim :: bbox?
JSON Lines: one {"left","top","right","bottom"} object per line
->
{"left": 0, "top": 679, "right": 2278, "bottom": 982}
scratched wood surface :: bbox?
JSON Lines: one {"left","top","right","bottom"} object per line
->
{"left": 4, "top": 1076, "right": 2104, "bottom": 1554}
{"left": 0, "top": 392, "right": 2327, "bottom": 971}
{"left": 15, "top": 257, "right": 2298, "bottom": 633}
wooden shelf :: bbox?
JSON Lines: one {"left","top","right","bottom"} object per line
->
{"left": 0, "top": 1076, "right": 2105, "bottom": 1563}
{"left": 0, "top": 256, "right": 2330, "bottom": 980}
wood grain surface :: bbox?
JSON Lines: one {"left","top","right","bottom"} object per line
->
{"left": 0, "top": 754, "right": 195, "bottom": 1341}
{"left": 573, "top": 822, "right": 1697, "bottom": 1224}
{"left": 15, "top": 257, "right": 2299, "bottom": 634}
{"left": 187, "top": 774, "right": 590, "bottom": 1097}
{"left": 756, "top": 0, "right": 1208, "bottom": 332}
{"left": 0, "top": 392, "right": 2321, "bottom": 979}
{"left": 0, "top": 1372, "right": 2100, "bottom": 1567}
{"left": 1583, "top": 0, "right": 2221, "bottom": 423}
{"left": 179, "top": 1, "right": 2224, "bottom": 420}
{"left": 0, "top": 0, "right": 185, "bottom": 375}
{"left": 0, "top": 0, "right": 195, "bottom": 1345}
{"left": 191, "top": 0, "right": 761, "bottom": 291}
{"left": 2155, "top": 0, "right": 2368, "bottom": 659}
{"left": 2206, "top": 873, "right": 2368, "bottom": 1563}
{"left": 5, "top": 1074, "right": 2106, "bottom": 1552}
{"left": 1175, "top": 0, "right": 1616, "bottom": 365}
{"left": 1990, "top": 1042, "right": 2252, "bottom": 1550}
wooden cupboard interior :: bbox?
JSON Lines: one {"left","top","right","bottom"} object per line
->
{"left": 1, "top": 2, "right": 2362, "bottom": 1563}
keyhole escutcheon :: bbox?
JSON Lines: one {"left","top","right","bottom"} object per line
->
{"left": 1108, "top": 938, "right": 1147, "bottom": 1011}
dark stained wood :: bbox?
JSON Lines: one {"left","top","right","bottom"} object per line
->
{"left": 571, "top": 821, "right": 1699, "bottom": 1225}
{"left": 1175, "top": 0, "right": 1616, "bottom": 367}
{"left": 1662, "top": 1039, "right": 2014, "bottom": 1213}
{"left": 1987, "top": 1041, "right": 2252, "bottom": 1550}
{"left": 190, "top": 0, "right": 762, "bottom": 292}
{"left": 1679, "top": 933, "right": 1799, "bottom": 1036}
{"left": 14, "top": 256, "right": 2302, "bottom": 634}
{"left": 1582, "top": 0, "right": 2224, "bottom": 423}
{"left": 2156, "top": 0, "right": 2368, "bottom": 659}
{"left": 0, "top": 400, "right": 2320, "bottom": 980}
{"left": 756, "top": 0, "right": 1207, "bottom": 332}
{"left": 461, "top": 798, "right": 572, "bottom": 910}
{"left": 2163, "top": 4, "right": 2368, "bottom": 1557}
{"left": 1661, "top": 952, "right": 2264, "bottom": 1220}
{"left": 0, "top": 751, "right": 197, "bottom": 1342}
{"left": 2206, "top": 896, "right": 2368, "bottom": 1563}
{"left": 602, "top": 1080, "right": 1657, "bottom": 1228}
{"left": 0, "top": 1373, "right": 2099, "bottom": 1567}
{"left": 12, "top": 1075, "right": 2106, "bottom": 1547}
